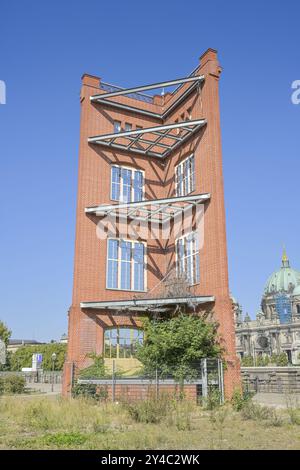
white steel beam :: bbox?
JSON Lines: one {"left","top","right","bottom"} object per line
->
{"left": 85, "top": 193, "right": 210, "bottom": 215}
{"left": 88, "top": 119, "right": 206, "bottom": 144}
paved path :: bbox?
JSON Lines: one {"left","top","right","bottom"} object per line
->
{"left": 25, "top": 382, "right": 62, "bottom": 395}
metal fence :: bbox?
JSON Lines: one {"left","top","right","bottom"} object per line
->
{"left": 0, "top": 370, "right": 62, "bottom": 384}
{"left": 77, "top": 358, "right": 224, "bottom": 403}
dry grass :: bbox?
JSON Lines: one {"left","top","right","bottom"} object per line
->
{"left": 0, "top": 395, "right": 300, "bottom": 450}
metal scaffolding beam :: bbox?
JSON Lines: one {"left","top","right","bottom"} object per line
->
{"left": 85, "top": 192, "right": 210, "bottom": 223}
{"left": 90, "top": 75, "right": 204, "bottom": 101}
{"left": 80, "top": 295, "right": 215, "bottom": 312}
{"left": 88, "top": 119, "right": 206, "bottom": 158}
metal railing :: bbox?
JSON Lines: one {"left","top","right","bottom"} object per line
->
{"left": 100, "top": 82, "right": 154, "bottom": 104}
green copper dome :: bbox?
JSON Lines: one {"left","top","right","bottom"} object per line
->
{"left": 264, "top": 249, "right": 300, "bottom": 295}
{"left": 292, "top": 285, "right": 300, "bottom": 297}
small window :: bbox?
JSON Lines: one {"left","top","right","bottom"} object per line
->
{"left": 114, "top": 121, "right": 121, "bottom": 133}
{"left": 111, "top": 165, "right": 144, "bottom": 202}
{"left": 175, "top": 154, "right": 195, "bottom": 197}
{"left": 175, "top": 232, "right": 200, "bottom": 285}
{"left": 125, "top": 123, "right": 132, "bottom": 131}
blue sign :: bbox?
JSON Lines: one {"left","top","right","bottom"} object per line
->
{"left": 36, "top": 354, "right": 43, "bottom": 363}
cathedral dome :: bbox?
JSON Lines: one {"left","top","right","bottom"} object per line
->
{"left": 264, "top": 249, "right": 300, "bottom": 295}
{"left": 292, "top": 285, "right": 300, "bottom": 297}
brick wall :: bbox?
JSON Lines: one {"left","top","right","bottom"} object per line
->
{"left": 63, "top": 48, "right": 241, "bottom": 398}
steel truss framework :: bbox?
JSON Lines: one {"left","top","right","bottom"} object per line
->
{"left": 80, "top": 296, "right": 215, "bottom": 313}
{"left": 93, "top": 77, "right": 203, "bottom": 120}
{"left": 85, "top": 193, "right": 210, "bottom": 224}
{"left": 88, "top": 119, "right": 206, "bottom": 159}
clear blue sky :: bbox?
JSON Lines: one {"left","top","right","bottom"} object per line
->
{"left": 0, "top": 0, "right": 299, "bottom": 341}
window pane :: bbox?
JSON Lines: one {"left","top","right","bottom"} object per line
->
{"left": 121, "top": 168, "right": 132, "bottom": 202}
{"left": 175, "top": 155, "right": 194, "bottom": 196}
{"left": 125, "top": 123, "right": 132, "bottom": 131}
{"left": 114, "top": 121, "right": 121, "bottom": 133}
{"left": 108, "top": 239, "right": 118, "bottom": 259}
{"left": 134, "top": 171, "right": 143, "bottom": 202}
{"left": 107, "top": 260, "right": 118, "bottom": 288}
{"left": 134, "top": 243, "right": 144, "bottom": 291}
{"left": 111, "top": 166, "right": 120, "bottom": 200}
{"left": 104, "top": 328, "right": 143, "bottom": 358}
{"left": 120, "top": 241, "right": 131, "bottom": 290}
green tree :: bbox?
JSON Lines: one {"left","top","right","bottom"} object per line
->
{"left": 9, "top": 343, "right": 67, "bottom": 371}
{"left": 78, "top": 353, "right": 106, "bottom": 379}
{"left": 0, "top": 320, "right": 11, "bottom": 347}
{"left": 136, "top": 314, "right": 221, "bottom": 383}
{"left": 240, "top": 355, "right": 254, "bottom": 367}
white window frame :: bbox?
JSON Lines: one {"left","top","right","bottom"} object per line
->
{"left": 175, "top": 231, "right": 200, "bottom": 286}
{"left": 106, "top": 238, "right": 147, "bottom": 292}
{"left": 110, "top": 164, "right": 145, "bottom": 203}
{"left": 113, "top": 120, "right": 121, "bottom": 133}
{"left": 175, "top": 154, "right": 195, "bottom": 197}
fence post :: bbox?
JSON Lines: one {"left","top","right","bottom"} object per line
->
{"left": 112, "top": 359, "right": 116, "bottom": 402}
{"left": 218, "top": 359, "right": 225, "bottom": 404}
{"left": 155, "top": 368, "right": 159, "bottom": 399}
{"left": 201, "top": 359, "right": 208, "bottom": 398}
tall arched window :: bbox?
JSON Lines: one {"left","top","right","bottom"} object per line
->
{"left": 104, "top": 328, "right": 143, "bottom": 359}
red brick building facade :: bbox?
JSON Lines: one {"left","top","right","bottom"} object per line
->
{"left": 63, "top": 48, "right": 240, "bottom": 397}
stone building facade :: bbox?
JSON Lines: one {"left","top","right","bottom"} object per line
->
{"left": 234, "top": 250, "right": 300, "bottom": 365}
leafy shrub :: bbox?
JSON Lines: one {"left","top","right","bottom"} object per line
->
{"left": 241, "top": 401, "right": 283, "bottom": 426}
{"left": 72, "top": 383, "right": 108, "bottom": 402}
{"left": 203, "top": 387, "right": 221, "bottom": 410}
{"left": 136, "top": 314, "right": 222, "bottom": 382}
{"left": 241, "top": 355, "right": 254, "bottom": 367}
{"left": 285, "top": 394, "right": 300, "bottom": 425}
{"left": 269, "top": 353, "right": 289, "bottom": 366}
{"left": 123, "top": 394, "right": 171, "bottom": 424}
{"left": 256, "top": 355, "right": 270, "bottom": 367}
{"left": 78, "top": 354, "right": 106, "bottom": 379}
{"left": 0, "top": 376, "right": 4, "bottom": 394}
{"left": 3, "top": 375, "right": 26, "bottom": 394}
{"left": 231, "top": 388, "right": 253, "bottom": 411}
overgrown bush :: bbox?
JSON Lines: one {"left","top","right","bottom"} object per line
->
{"left": 123, "top": 394, "right": 171, "bottom": 424}
{"left": 174, "top": 400, "right": 193, "bottom": 430}
{"left": 203, "top": 387, "right": 221, "bottom": 410}
{"left": 231, "top": 388, "right": 253, "bottom": 411}
{"left": 272, "top": 353, "right": 289, "bottom": 366}
{"left": 285, "top": 394, "right": 300, "bottom": 425}
{"left": 2, "top": 375, "right": 26, "bottom": 394}
{"left": 72, "top": 383, "right": 108, "bottom": 402}
{"left": 0, "top": 376, "right": 4, "bottom": 394}
{"left": 241, "top": 401, "right": 283, "bottom": 426}
{"left": 241, "top": 353, "right": 289, "bottom": 367}
{"left": 136, "top": 314, "right": 222, "bottom": 383}
{"left": 77, "top": 354, "right": 107, "bottom": 379}
{"left": 241, "top": 355, "right": 254, "bottom": 366}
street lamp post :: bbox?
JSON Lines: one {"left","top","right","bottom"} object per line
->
{"left": 51, "top": 352, "right": 57, "bottom": 393}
